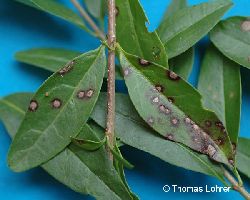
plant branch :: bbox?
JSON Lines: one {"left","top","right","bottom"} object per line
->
{"left": 70, "top": 0, "right": 105, "bottom": 40}
{"left": 106, "top": 0, "right": 116, "bottom": 161}
{"left": 223, "top": 168, "right": 250, "bottom": 199}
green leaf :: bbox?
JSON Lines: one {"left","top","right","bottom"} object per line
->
{"left": 160, "top": 0, "right": 187, "bottom": 22}
{"left": 71, "top": 135, "right": 107, "bottom": 151}
{"left": 15, "top": 48, "right": 124, "bottom": 80}
{"left": 0, "top": 94, "right": 136, "bottom": 200}
{"left": 15, "top": 0, "right": 92, "bottom": 33}
{"left": 117, "top": 47, "right": 235, "bottom": 167}
{"left": 210, "top": 16, "right": 250, "bottom": 69}
{"left": 84, "top": 0, "right": 106, "bottom": 19}
{"left": 91, "top": 93, "right": 226, "bottom": 183}
{"left": 169, "top": 48, "right": 194, "bottom": 80}
{"left": 236, "top": 137, "right": 250, "bottom": 178}
{"left": 198, "top": 45, "right": 241, "bottom": 146}
{"left": 159, "top": 0, "right": 194, "bottom": 80}
{"left": 116, "top": 0, "right": 168, "bottom": 67}
{"left": 0, "top": 93, "right": 33, "bottom": 138}
{"left": 157, "top": 0, "right": 233, "bottom": 58}
{"left": 8, "top": 46, "right": 106, "bottom": 172}
{"left": 15, "top": 48, "right": 81, "bottom": 72}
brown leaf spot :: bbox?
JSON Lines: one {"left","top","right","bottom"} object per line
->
{"left": 85, "top": 89, "right": 94, "bottom": 98}
{"left": 138, "top": 58, "right": 151, "bottom": 66}
{"left": 123, "top": 68, "right": 131, "bottom": 77}
{"left": 168, "top": 97, "right": 175, "bottom": 104}
{"left": 241, "top": 20, "right": 250, "bottom": 32}
{"left": 171, "top": 117, "right": 179, "bottom": 126}
{"left": 215, "top": 137, "right": 225, "bottom": 146}
{"left": 58, "top": 61, "right": 74, "bottom": 76}
{"left": 165, "top": 133, "right": 174, "bottom": 141}
{"left": 159, "top": 105, "right": 171, "bottom": 115}
{"left": 167, "top": 71, "right": 180, "bottom": 81}
{"left": 184, "top": 117, "right": 191, "bottom": 124}
{"left": 77, "top": 90, "right": 85, "bottom": 99}
{"left": 205, "top": 120, "right": 212, "bottom": 127}
{"left": 147, "top": 117, "right": 154, "bottom": 126}
{"left": 228, "top": 158, "right": 234, "bottom": 166}
{"left": 29, "top": 100, "right": 38, "bottom": 112}
{"left": 155, "top": 84, "right": 164, "bottom": 93}
{"left": 152, "top": 96, "right": 160, "bottom": 104}
{"left": 215, "top": 121, "right": 223, "bottom": 128}
{"left": 206, "top": 144, "right": 217, "bottom": 158}
{"left": 45, "top": 92, "right": 49, "bottom": 97}
{"left": 51, "top": 99, "right": 62, "bottom": 109}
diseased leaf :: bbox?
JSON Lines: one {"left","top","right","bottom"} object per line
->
{"left": 236, "top": 137, "right": 250, "bottom": 178}
{"left": 15, "top": 48, "right": 81, "bottom": 72}
{"left": 15, "top": 0, "right": 92, "bottom": 33}
{"left": 116, "top": 0, "right": 168, "bottom": 67}
{"left": 71, "top": 135, "right": 106, "bottom": 151}
{"left": 198, "top": 45, "right": 241, "bottom": 146}
{"left": 8, "top": 46, "right": 106, "bottom": 172}
{"left": 118, "top": 47, "right": 235, "bottom": 167}
{"left": 159, "top": 0, "right": 194, "bottom": 80}
{"left": 157, "top": 0, "right": 233, "bottom": 58}
{"left": 210, "top": 16, "right": 250, "bottom": 69}
{"left": 91, "top": 93, "right": 226, "bottom": 183}
{"left": 0, "top": 94, "right": 136, "bottom": 200}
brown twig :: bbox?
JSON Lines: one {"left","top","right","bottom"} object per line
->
{"left": 70, "top": 0, "right": 105, "bottom": 40}
{"left": 106, "top": 0, "right": 116, "bottom": 161}
{"left": 223, "top": 168, "right": 250, "bottom": 199}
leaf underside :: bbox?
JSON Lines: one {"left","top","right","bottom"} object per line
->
{"left": 8, "top": 46, "right": 106, "bottom": 172}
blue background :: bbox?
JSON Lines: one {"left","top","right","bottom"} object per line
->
{"left": 0, "top": 0, "right": 250, "bottom": 199}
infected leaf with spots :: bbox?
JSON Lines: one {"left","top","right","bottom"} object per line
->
{"left": 116, "top": 0, "right": 168, "bottom": 67}
{"left": 236, "top": 137, "right": 250, "bottom": 178}
{"left": 15, "top": 0, "right": 93, "bottom": 34}
{"left": 118, "top": 47, "right": 235, "bottom": 167}
{"left": 157, "top": 0, "right": 233, "bottom": 58}
{"left": 210, "top": 16, "right": 250, "bottom": 69}
{"left": 0, "top": 94, "right": 136, "bottom": 200}
{"left": 15, "top": 48, "right": 81, "bottom": 72}
{"left": 8, "top": 46, "right": 106, "bottom": 172}
{"left": 91, "top": 93, "right": 226, "bottom": 183}
{"left": 159, "top": 0, "right": 194, "bottom": 80}
{"left": 198, "top": 45, "right": 241, "bottom": 146}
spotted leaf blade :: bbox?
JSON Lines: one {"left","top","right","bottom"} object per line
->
{"left": 198, "top": 45, "right": 241, "bottom": 146}
{"left": 0, "top": 96, "right": 135, "bottom": 199}
{"left": 15, "top": 48, "right": 81, "bottom": 72}
{"left": 15, "top": 0, "right": 92, "bottom": 34}
{"left": 210, "top": 16, "right": 250, "bottom": 69}
{"left": 236, "top": 138, "right": 250, "bottom": 178}
{"left": 116, "top": 0, "right": 168, "bottom": 67}
{"left": 158, "top": 0, "right": 232, "bottom": 58}
{"left": 91, "top": 93, "right": 226, "bottom": 183}
{"left": 159, "top": 0, "right": 194, "bottom": 80}
{"left": 8, "top": 46, "right": 106, "bottom": 172}
{"left": 118, "top": 47, "right": 234, "bottom": 167}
